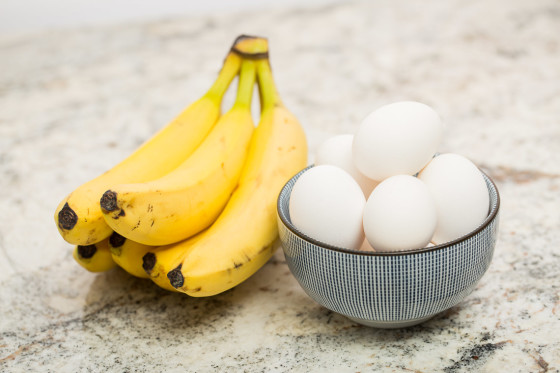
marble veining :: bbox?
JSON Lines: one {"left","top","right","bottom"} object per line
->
{"left": 1, "top": 0, "right": 559, "bottom": 371}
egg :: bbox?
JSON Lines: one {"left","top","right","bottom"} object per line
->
{"left": 363, "top": 175, "right": 437, "bottom": 252}
{"left": 418, "top": 153, "right": 490, "bottom": 245}
{"left": 353, "top": 101, "right": 444, "bottom": 181}
{"left": 289, "top": 165, "right": 366, "bottom": 250}
{"left": 315, "top": 134, "right": 379, "bottom": 197}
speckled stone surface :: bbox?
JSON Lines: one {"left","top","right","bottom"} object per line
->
{"left": 1, "top": 0, "right": 560, "bottom": 371}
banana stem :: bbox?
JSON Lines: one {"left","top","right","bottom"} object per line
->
{"left": 233, "top": 59, "right": 257, "bottom": 109}
{"left": 205, "top": 53, "right": 242, "bottom": 101}
{"left": 231, "top": 36, "right": 269, "bottom": 58}
{"left": 256, "top": 59, "right": 282, "bottom": 111}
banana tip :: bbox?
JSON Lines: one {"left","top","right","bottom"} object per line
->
{"left": 142, "top": 252, "right": 156, "bottom": 275}
{"left": 77, "top": 244, "right": 97, "bottom": 259}
{"left": 58, "top": 202, "right": 78, "bottom": 230}
{"left": 109, "top": 232, "right": 126, "bottom": 248}
{"left": 167, "top": 264, "right": 184, "bottom": 289}
{"left": 100, "top": 190, "right": 118, "bottom": 212}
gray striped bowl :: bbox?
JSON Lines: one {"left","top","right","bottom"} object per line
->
{"left": 277, "top": 166, "right": 500, "bottom": 328}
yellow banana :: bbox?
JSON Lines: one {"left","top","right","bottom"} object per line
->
{"left": 141, "top": 236, "right": 204, "bottom": 292}
{"left": 144, "top": 52, "right": 308, "bottom": 296}
{"left": 100, "top": 58, "right": 257, "bottom": 246}
{"left": 73, "top": 238, "right": 117, "bottom": 272}
{"left": 54, "top": 51, "right": 242, "bottom": 245}
{"left": 140, "top": 36, "right": 269, "bottom": 291}
{"left": 108, "top": 232, "right": 154, "bottom": 279}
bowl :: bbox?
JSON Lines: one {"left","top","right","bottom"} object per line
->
{"left": 277, "top": 166, "right": 500, "bottom": 328}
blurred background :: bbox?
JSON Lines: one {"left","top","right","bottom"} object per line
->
{"left": 0, "top": 0, "right": 336, "bottom": 33}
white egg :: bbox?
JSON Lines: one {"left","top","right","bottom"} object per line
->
{"left": 418, "top": 153, "right": 490, "bottom": 245}
{"left": 363, "top": 175, "right": 437, "bottom": 252}
{"left": 315, "top": 134, "right": 379, "bottom": 197}
{"left": 353, "top": 101, "right": 444, "bottom": 181}
{"left": 289, "top": 165, "right": 366, "bottom": 250}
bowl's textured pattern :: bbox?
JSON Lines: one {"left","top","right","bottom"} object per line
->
{"left": 277, "top": 167, "right": 500, "bottom": 325}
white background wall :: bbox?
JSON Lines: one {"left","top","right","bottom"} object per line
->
{"left": 0, "top": 0, "right": 338, "bottom": 33}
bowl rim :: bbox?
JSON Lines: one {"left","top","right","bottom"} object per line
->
{"left": 277, "top": 165, "right": 501, "bottom": 257}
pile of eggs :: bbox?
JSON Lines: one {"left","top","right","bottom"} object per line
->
{"left": 289, "top": 101, "right": 490, "bottom": 252}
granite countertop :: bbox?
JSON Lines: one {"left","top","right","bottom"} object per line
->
{"left": 1, "top": 0, "right": 559, "bottom": 371}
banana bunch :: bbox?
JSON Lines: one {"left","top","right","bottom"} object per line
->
{"left": 55, "top": 35, "right": 308, "bottom": 297}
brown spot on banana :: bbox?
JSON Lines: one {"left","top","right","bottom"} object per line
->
{"left": 85, "top": 236, "right": 96, "bottom": 245}
{"left": 58, "top": 202, "right": 78, "bottom": 230}
{"left": 131, "top": 219, "right": 141, "bottom": 231}
{"left": 142, "top": 252, "right": 156, "bottom": 275}
{"left": 167, "top": 264, "right": 184, "bottom": 288}
{"left": 77, "top": 244, "right": 97, "bottom": 259}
